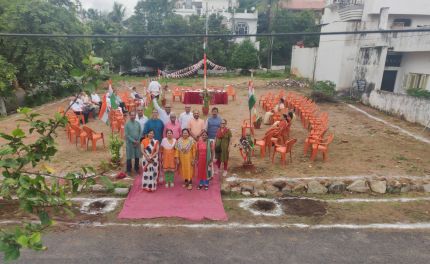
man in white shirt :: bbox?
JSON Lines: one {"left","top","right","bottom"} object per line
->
{"left": 70, "top": 97, "right": 89, "bottom": 123}
{"left": 91, "top": 92, "right": 101, "bottom": 107}
{"left": 178, "top": 105, "right": 193, "bottom": 130}
{"left": 136, "top": 107, "right": 148, "bottom": 140}
{"left": 152, "top": 98, "right": 171, "bottom": 124}
{"left": 148, "top": 80, "right": 162, "bottom": 99}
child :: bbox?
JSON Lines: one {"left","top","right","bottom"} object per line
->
{"left": 160, "top": 129, "right": 177, "bottom": 188}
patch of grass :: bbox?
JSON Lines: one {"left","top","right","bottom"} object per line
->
{"left": 394, "top": 155, "right": 409, "bottom": 161}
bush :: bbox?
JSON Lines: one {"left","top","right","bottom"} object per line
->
{"left": 108, "top": 134, "right": 124, "bottom": 166}
{"left": 230, "top": 40, "right": 259, "bottom": 70}
{"left": 256, "top": 71, "right": 288, "bottom": 79}
{"left": 407, "top": 88, "right": 430, "bottom": 100}
{"left": 310, "top": 80, "right": 336, "bottom": 102}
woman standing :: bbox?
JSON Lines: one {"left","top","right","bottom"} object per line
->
{"left": 161, "top": 129, "right": 177, "bottom": 188}
{"left": 196, "top": 130, "right": 214, "bottom": 190}
{"left": 141, "top": 130, "right": 160, "bottom": 192}
{"left": 175, "top": 128, "right": 196, "bottom": 190}
{"left": 215, "top": 119, "right": 232, "bottom": 177}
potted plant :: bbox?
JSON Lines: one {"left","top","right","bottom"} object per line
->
{"left": 236, "top": 134, "right": 255, "bottom": 169}
{"left": 108, "top": 134, "right": 124, "bottom": 168}
{"left": 201, "top": 89, "right": 212, "bottom": 116}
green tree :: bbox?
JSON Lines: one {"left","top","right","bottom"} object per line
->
{"left": 0, "top": 55, "right": 17, "bottom": 116}
{"left": 230, "top": 39, "right": 259, "bottom": 70}
{"left": 0, "top": 107, "right": 96, "bottom": 261}
{"left": 0, "top": 0, "right": 90, "bottom": 97}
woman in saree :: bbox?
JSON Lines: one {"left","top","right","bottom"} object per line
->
{"left": 141, "top": 129, "right": 160, "bottom": 192}
{"left": 195, "top": 130, "right": 214, "bottom": 190}
{"left": 215, "top": 119, "right": 232, "bottom": 177}
{"left": 175, "top": 128, "right": 196, "bottom": 190}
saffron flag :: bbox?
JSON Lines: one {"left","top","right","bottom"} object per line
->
{"left": 248, "top": 80, "right": 256, "bottom": 110}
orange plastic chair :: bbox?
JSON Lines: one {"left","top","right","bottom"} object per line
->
{"left": 82, "top": 126, "right": 105, "bottom": 151}
{"left": 254, "top": 130, "right": 276, "bottom": 158}
{"left": 272, "top": 138, "right": 297, "bottom": 166}
{"left": 172, "top": 87, "right": 183, "bottom": 102}
{"left": 310, "top": 134, "right": 334, "bottom": 162}
{"left": 241, "top": 116, "right": 256, "bottom": 137}
{"left": 70, "top": 125, "right": 87, "bottom": 149}
{"left": 226, "top": 85, "right": 236, "bottom": 101}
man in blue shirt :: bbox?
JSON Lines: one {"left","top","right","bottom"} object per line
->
{"left": 143, "top": 110, "right": 164, "bottom": 142}
{"left": 206, "top": 107, "right": 222, "bottom": 140}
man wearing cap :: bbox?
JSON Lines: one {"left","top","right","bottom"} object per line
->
{"left": 143, "top": 110, "right": 164, "bottom": 142}
{"left": 152, "top": 98, "right": 171, "bottom": 124}
{"left": 163, "top": 112, "right": 181, "bottom": 139}
{"left": 179, "top": 105, "right": 193, "bottom": 130}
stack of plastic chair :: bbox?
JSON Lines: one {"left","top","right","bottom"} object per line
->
{"left": 226, "top": 85, "right": 236, "bottom": 101}
{"left": 172, "top": 87, "right": 183, "bottom": 102}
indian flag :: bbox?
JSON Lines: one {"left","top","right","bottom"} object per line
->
{"left": 248, "top": 80, "right": 256, "bottom": 110}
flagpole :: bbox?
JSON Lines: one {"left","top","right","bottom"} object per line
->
{"left": 203, "top": 2, "right": 208, "bottom": 90}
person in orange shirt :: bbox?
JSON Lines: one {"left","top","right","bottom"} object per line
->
{"left": 187, "top": 110, "right": 205, "bottom": 140}
{"left": 160, "top": 129, "right": 177, "bottom": 188}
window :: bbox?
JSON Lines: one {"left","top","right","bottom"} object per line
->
{"left": 392, "top": 18, "right": 412, "bottom": 28}
{"left": 235, "top": 22, "right": 249, "bottom": 35}
{"left": 385, "top": 52, "right": 402, "bottom": 67}
{"left": 404, "top": 73, "right": 430, "bottom": 90}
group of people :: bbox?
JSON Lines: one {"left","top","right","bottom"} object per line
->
{"left": 125, "top": 90, "right": 232, "bottom": 192}
{"left": 70, "top": 91, "right": 101, "bottom": 123}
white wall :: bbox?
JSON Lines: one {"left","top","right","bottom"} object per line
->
{"left": 394, "top": 52, "right": 430, "bottom": 93}
{"left": 364, "top": 0, "right": 430, "bottom": 16}
{"left": 291, "top": 46, "right": 318, "bottom": 79}
{"left": 368, "top": 90, "right": 430, "bottom": 127}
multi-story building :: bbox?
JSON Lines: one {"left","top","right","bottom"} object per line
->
{"left": 291, "top": 0, "right": 430, "bottom": 126}
{"left": 174, "top": 0, "right": 259, "bottom": 48}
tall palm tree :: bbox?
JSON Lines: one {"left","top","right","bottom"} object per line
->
{"left": 109, "top": 2, "right": 126, "bottom": 24}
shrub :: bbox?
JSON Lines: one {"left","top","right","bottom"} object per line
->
{"left": 310, "top": 80, "right": 337, "bottom": 102}
{"left": 108, "top": 134, "right": 124, "bottom": 166}
{"left": 407, "top": 88, "right": 430, "bottom": 100}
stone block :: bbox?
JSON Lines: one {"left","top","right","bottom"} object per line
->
{"left": 347, "top": 180, "right": 370, "bottom": 193}
{"left": 328, "top": 181, "right": 346, "bottom": 194}
{"left": 370, "top": 180, "right": 387, "bottom": 194}
{"left": 307, "top": 181, "right": 328, "bottom": 194}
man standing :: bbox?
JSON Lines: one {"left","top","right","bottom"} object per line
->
{"left": 163, "top": 112, "right": 181, "bottom": 139}
{"left": 187, "top": 110, "right": 205, "bottom": 140}
{"left": 148, "top": 79, "right": 162, "bottom": 99}
{"left": 143, "top": 110, "right": 164, "bottom": 142}
{"left": 206, "top": 107, "right": 222, "bottom": 140}
{"left": 125, "top": 111, "right": 142, "bottom": 175}
{"left": 152, "top": 98, "right": 171, "bottom": 124}
{"left": 179, "top": 105, "right": 193, "bottom": 130}
{"left": 136, "top": 107, "right": 148, "bottom": 141}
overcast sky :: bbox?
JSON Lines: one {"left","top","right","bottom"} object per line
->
{"left": 81, "top": 0, "right": 139, "bottom": 17}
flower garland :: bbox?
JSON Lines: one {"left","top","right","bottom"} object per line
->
{"left": 161, "top": 59, "right": 227, "bottom": 79}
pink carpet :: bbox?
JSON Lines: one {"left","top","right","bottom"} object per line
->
{"left": 118, "top": 170, "right": 228, "bottom": 221}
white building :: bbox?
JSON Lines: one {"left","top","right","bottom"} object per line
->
{"left": 174, "top": 0, "right": 259, "bottom": 49}
{"left": 291, "top": 0, "right": 430, "bottom": 126}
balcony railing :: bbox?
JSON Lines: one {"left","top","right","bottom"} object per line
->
{"left": 331, "top": 0, "right": 364, "bottom": 8}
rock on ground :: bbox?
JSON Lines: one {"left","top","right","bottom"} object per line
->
{"left": 369, "top": 180, "right": 387, "bottom": 194}
{"left": 347, "top": 180, "right": 370, "bottom": 193}
{"left": 307, "top": 181, "right": 328, "bottom": 194}
{"left": 423, "top": 184, "right": 430, "bottom": 193}
{"left": 328, "top": 181, "right": 346, "bottom": 194}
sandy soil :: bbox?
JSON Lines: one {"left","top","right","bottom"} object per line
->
{"left": 1, "top": 76, "right": 430, "bottom": 179}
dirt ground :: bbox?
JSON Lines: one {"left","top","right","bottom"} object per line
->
{"left": 1, "top": 76, "right": 430, "bottom": 179}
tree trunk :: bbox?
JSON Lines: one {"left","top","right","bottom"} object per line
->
{"left": 0, "top": 97, "right": 7, "bottom": 116}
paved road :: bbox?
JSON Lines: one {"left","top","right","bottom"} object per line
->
{"left": 11, "top": 227, "right": 430, "bottom": 264}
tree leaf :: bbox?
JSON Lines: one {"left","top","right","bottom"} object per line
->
{"left": 4, "top": 246, "right": 20, "bottom": 261}
{"left": 16, "top": 235, "right": 29, "bottom": 247}
{"left": 29, "top": 232, "right": 41, "bottom": 245}
{"left": 12, "top": 128, "right": 26, "bottom": 138}
{"left": 0, "top": 147, "right": 14, "bottom": 156}
{"left": 38, "top": 211, "right": 52, "bottom": 226}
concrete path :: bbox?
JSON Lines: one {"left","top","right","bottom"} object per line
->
{"left": 12, "top": 227, "right": 430, "bottom": 264}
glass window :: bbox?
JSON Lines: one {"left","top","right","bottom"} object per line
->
{"left": 405, "top": 73, "right": 429, "bottom": 89}
{"left": 235, "top": 22, "right": 249, "bottom": 35}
